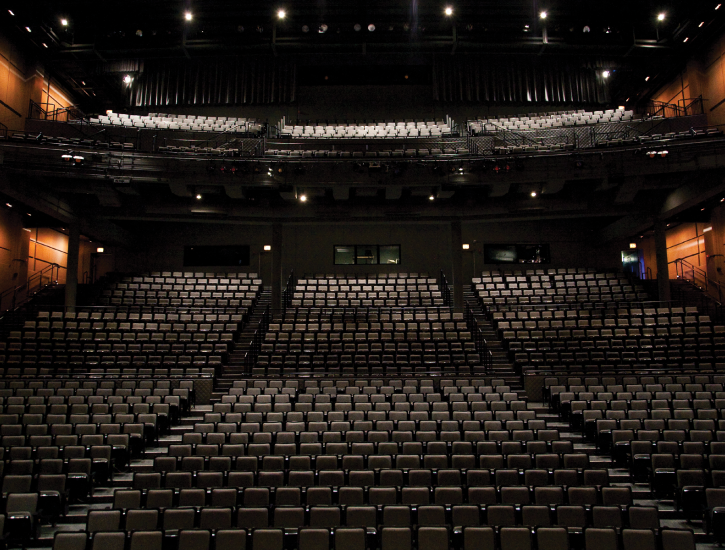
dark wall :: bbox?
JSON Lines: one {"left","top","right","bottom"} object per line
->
{"left": 111, "top": 217, "right": 627, "bottom": 283}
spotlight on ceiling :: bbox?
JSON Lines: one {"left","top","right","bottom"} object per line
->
{"left": 61, "top": 18, "right": 68, "bottom": 26}
{"left": 185, "top": 11, "right": 193, "bottom": 21}
{"left": 8, "top": 10, "right": 14, "bottom": 16}
{"left": 319, "top": 23, "right": 328, "bottom": 33}
{"left": 25, "top": 27, "right": 31, "bottom": 32}
{"left": 602, "top": 70, "right": 610, "bottom": 78}
{"left": 368, "top": 24, "right": 375, "bottom": 31}
{"left": 277, "top": 9, "right": 286, "bottom": 19}
{"left": 123, "top": 75, "right": 132, "bottom": 84}
{"left": 444, "top": 6, "right": 453, "bottom": 16}
{"left": 645, "top": 76, "right": 650, "bottom": 81}
{"left": 530, "top": 191, "right": 538, "bottom": 197}
{"left": 196, "top": 194, "right": 202, "bottom": 200}
{"left": 657, "top": 12, "right": 665, "bottom": 21}
{"left": 429, "top": 195, "right": 435, "bottom": 201}
{"left": 539, "top": 11, "right": 547, "bottom": 19}
{"left": 299, "top": 194, "right": 307, "bottom": 202}
{"left": 683, "top": 37, "right": 689, "bottom": 42}
{"left": 5, "top": 203, "right": 11, "bottom": 208}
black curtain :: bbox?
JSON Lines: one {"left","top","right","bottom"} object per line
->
{"left": 128, "top": 57, "right": 296, "bottom": 107}
{"left": 432, "top": 56, "right": 610, "bottom": 104}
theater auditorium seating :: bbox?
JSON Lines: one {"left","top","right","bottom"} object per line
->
{"left": 279, "top": 119, "right": 455, "bottom": 139}
{"left": 468, "top": 109, "right": 636, "bottom": 135}
{"left": 85, "top": 112, "right": 263, "bottom": 135}
{"left": 0, "top": 268, "right": 705, "bottom": 549}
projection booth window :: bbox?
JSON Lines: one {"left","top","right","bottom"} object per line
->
{"left": 334, "top": 245, "right": 400, "bottom": 265}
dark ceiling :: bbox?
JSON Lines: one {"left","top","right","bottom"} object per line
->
{"left": 3, "top": 1, "right": 725, "bottom": 111}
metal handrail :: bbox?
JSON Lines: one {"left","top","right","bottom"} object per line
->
{"left": 0, "top": 263, "right": 61, "bottom": 314}
{"left": 672, "top": 257, "right": 723, "bottom": 304}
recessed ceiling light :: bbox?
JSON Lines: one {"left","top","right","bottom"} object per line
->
{"left": 602, "top": 70, "right": 610, "bottom": 78}
{"left": 539, "top": 11, "right": 547, "bottom": 19}
{"left": 61, "top": 18, "right": 68, "bottom": 26}
{"left": 429, "top": 195, "right": 435, "bottom": 201}
{"left": 184, "top": 11, "right": 192, "bottom": 21}
{"left": 196, "top": 194, "right": 202, "bottom": 200}
{"left": 299, "top": 194, "right": 307, "bottom": 202}
{"left": 277, "top": 9, "right": 286, "bottom": 19}
{"left": 530, "top": 191, "right": 537, "bottom": 197}
{"left": 444, "top": 6, "right": 453, "bottom": 16}
{"left": 657, "top": 12, "right": 666, "bottom": 21}
{"left": 123, "top": 75, "right": 132, "bottom": 83}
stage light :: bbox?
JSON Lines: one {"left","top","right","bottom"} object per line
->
{"left": 42, "top": 43, "right": 48, "bottom": 48}
{"left": 73, "top": 155, "right": 84, "bottom": 164}
{"left": 700, "top": 21, "right": 705, "bottom": 27}
{"left": 539, "top": 11, "right": 547, "bottom": 19}
{"left": 354, "top": 23, "right": 361, "bottom": 31}
{"left": 277, "top": 9, "right": 286, "bottom": 19}
{"left": 462, "top": 244, "right": 470, "bottom": 250}
{"left": 299, "top": 194, "right": 307, "bottom": 202}
{"left": 368, "top": 24, "right": 375, "bottom": 31}
{"left": 429, "top": 195, "right": 435, "bottom": 201}
{"left": 97, "top": 247, "right": 104, "bottom": 253}
{"left": 645, "top": 76, "right": 650, "bottom": 81}
{"left": 263, "top": 245, "right": 272, "bottom": 251}
{"left": 5, "top": 203, "right": 11, "bottom": 208}
{"left": 629, "top": 243, "right": 637, "bottom": 249}
{"left": 602, "top": 70, "right": 610, "bottom": 78}
{"left": 530, "top": 191, "right": 537, "bottom": 197}
{"left": 25, "top": 27, "right": 31, "bottom": 32}
{"left": 61, "top": 18, "right": 68, "bottom": 26}
{"left": 657, "top": 12, "right": 665, "bottom": 21}
{"left": 683, "top": 37, "right": 689, "bottom": 43}
{"left": 185, "top": 11, "right": 192, "bottom": 21}
{"left": 583, "top": 26, "right": 591, "bottom": 32}
{"left": 717, "top": 4, "right": 722, "bottom": 10}
{"left": 319, "top": 24, "right": 328, "bottom": 33}
{"left": 8, "top": 10, "right": 14, "bottom": 16}
{"left": 61, "top": 153, "right": 73, "bottom": 162}
{"left": 444, "top": 6, "right": 453, "bottom": 16}
{"left": 123, "top": 75, "right": 132, "bottom": 84}
{"left": 196, "top": 194, "right": 202, "bottom": 200}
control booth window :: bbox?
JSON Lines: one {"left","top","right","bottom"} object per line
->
{"left": 334, "top": 245, "right": 400, "bottom": 265}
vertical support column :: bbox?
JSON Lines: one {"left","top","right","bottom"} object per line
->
{"left": 451, "top": 221, "right": 464, "bottom": 308}
{"left": 272, "top": 223, "right": 283, "bottom": 309}
{"left": 65, "top": 223, "right": 80, "bottom": 312}
{"left": 654, "top": 220, "right": 671, "bottom": 302}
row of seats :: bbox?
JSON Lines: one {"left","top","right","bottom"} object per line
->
{"left": 468, "top": 108, "right": 635, "bottom": 133}
{"left": 88, "top": 113, "right": 262, "bottom": 134}
{"left": 279, "top": 121, "right": 453, "bottom": 139}
{"left": 595, "top": 128, "right": 722, "bottom": 147}
{"left": 52, "top": 525, "right": 696, "bottom": 550}
{"left": 265, "top": 148, "right": 470, "bottom": 157}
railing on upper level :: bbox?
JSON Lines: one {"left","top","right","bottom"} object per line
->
{"left": 440, "top": 270, "right": 452, "bottom": 307}
{"left": 28, "top": 100, "right": 85, "bottom": 123}
{"left": 645, "top": 96, "right": 704, "bottom": 119}
{"left": 672, "top": 257, "right": 722, "bottom": 304}
{"left": 465, "top": 302, "right": 493, "bottom": 371}
{"left": 0, "top": 263, "right": 61, "bottom": 315}
{"left": 244, "top": 304, "right": 271, "bottom": 371}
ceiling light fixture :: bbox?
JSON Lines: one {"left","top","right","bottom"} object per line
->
{"left": 645, "top": 76, "right": 650, "bottom": 81}
{"left": 299, "top": 194, "right": 307, "bottom": 202}
{"left": 368, "top": 24, "right": 375, "bottom": 31}
{"left": 539, "top": 11, "right": 547, "bottom": 19}
{"left": 699, "top": 21, "right": 705, "bottom": 27}
{"left": 602, "top": 70, "right": 610, "bottom": 78}
{"left": 196, "top": 194, "right": 202, "bottom": 200}
{"left": 123, "top": 75, "right": 132, "bottom": 84}
{"left": 25, "top": 26, "right": 31, "bottom": 32}
{"left": 319, "top": 24, "right": 328, "bottom": 33}
{"left": 429, "top": 195, "right": 435, "bottom": 201}
{"left": 8, "top": 10, "right": 14, "bottom": 16}
{"left": 530, "top": 191, "right": 537, "bottom": 197}
{"left": 657, "top": 12, "right": 666, "bottom": 21}
{"left": 277, "top": 9, "right": 285, "bottom": 19}
{"left": 717, "top": 4, "right": 722, "bottom": 10}
{"left": 61, "top": 18, "right": 68, "bottom": 26}
{"left": 5, "top": 203, "right": 11, "bottom": 208}
{"left": 444, "top": 6, "right": 453, "bottom": 16}
{"left": 184, "top": 11, "right": 192, "bottom": 21}
{"left": 683, "top": 37, "right": 689, "bottom": 42}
